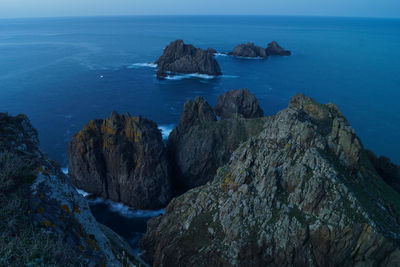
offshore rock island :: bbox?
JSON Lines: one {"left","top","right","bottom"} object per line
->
{"left": 155, "top": 39, "right": 222, "bottom": 79}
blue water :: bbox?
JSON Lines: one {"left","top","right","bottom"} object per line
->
{"left": 0, "top": 15, "right": 399, "bottom": 165}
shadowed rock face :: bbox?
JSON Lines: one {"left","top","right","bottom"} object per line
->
{"left": 167, "top": 95, "right": 266, "bottom": 193}
{"left": 266, "top": 41, "right": 291, "bottom": 56}
{"left": 0, "top": 113, "right": 140, "bottom": 266}
{"left": 367, "top": 150, "right": 400, "bottom": 194}
{"left": 214, "top": 89, "right": 264, "bottom": 119}
{"left": 141, "top": 94, "right": 400, "bottom": 267}
{"left": 230, "top": 42, "right": 268, "bottom": 58}
{"left": 68, "top": 111, "right": 172, "bottom": 210}
{"left": 155, "top": 40, "right": 222, "bottom": 78}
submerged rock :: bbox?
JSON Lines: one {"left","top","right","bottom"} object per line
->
{"left": 214, "top": 88, "right": 264, "bottom": 119}
{"left": 68, "top": 111, "right": 172, "bottom": 210}
{"left": 167, "top": 95, "right": 266, "bottom": 192}
{"left": 141, "top": 94, "right": 400, "bottom": 266}
{"left": 0, "top": 113, "right": 140, "bottom": 266}
{"left": 266, "top": 40, "right": 291, "bottom": 56}
{"left": 229, "top": 42, "right": 268, "bottom": 58}
{"left": 155, "top": 39, "right": 222, "bottom": 78}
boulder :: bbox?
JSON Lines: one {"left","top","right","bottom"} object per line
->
{"left": 141, "top": 94, "right": 400, "bottom": 267}
{"left": 167, "top": 95, "right": 266, "bottom": 193}
{"left": 214, "top": 88, "right": 264, "bottom": 119}
{"left": 155, "top": 40, "right": 222, "bottom": 78}
{"left": 0, "top": 113, "right": 140, "bottom": 266}
{"left": 266, "top": 40, "right": 291, "bottom": 56}
{"left": 68, "top": 111, "right": 171, "bottom": 210}
{"left": 230, "top": 42, "right": 268, "bottom": 58}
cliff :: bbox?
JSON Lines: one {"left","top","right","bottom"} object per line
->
{"left": 0, "top": 113, "right": 141, "bottom": 266}
{"left": 140, "top": 94, "right": 400, "bottom": 266}
{"left": 68, "top": 111, "right": 172, "bottom": 210}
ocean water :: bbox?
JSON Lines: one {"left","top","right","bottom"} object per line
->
{"left": 1, "top": 15, "right": 400, "bottom": 251}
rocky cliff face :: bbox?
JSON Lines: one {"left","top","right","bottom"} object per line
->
{"left": 214, "top": 89, "right": 264, "bottom": 119}
{"left": 266, "top": 41, "right": 291, "bottom": 56}
{"left": 0, "top": 113, "right": 140, "bottom": 266}
{"left": 68, "top": 111, "right": 171, "bottom": 210}
{"left": 167, "top": 95, "right": 266, "bottom": 193}
{"left": 230, "top": 42, "right": 268, "bottom": 58}
{"left": 141, "top": 94, "right": 400, "bottom": 266}
{"left": 155, "top": 40, "right": 222, "bottom": 78}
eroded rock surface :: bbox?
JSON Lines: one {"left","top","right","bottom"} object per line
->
{"left": 0, "top": 113, "right": 140, "bottom": 266}
{"left": 68, "top": 111, "right": 171, "bottom": 209}
{"left": 167, "top": 96, "right": 266, "bottom": 192}
{"left": 266, "top": 41, "right": 291, "bottom": 56}
{"left": 214, "top": 89, "right": 264, "bottom": 119}
{"left": 230, "top": 42, "right": 268, "bottom": 58}
{"left": 155, "top": 40, "right": 222, "bottom": 78}
{"left": 141, "top": 95, "right": 400, "bottom": 267}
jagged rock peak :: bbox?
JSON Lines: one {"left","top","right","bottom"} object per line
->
{"left": 230, "top": 42, "right": 268, "bottom": 58}
{"left": 214, "top": 88, "right": 264, "bottom": 119}
{"left": 266, "top": 40, "right": 291, "bottom": 56}
{"left": 155, "top": 39, "right": 222, "bottom": 78}
{"left": 141, "top": 94, "right": 400, "bottom": 266}
{"left": 68, "top": 111, "right": 172, "bottom": 210}
{"left": 179, "top": 96, "right": 217, "bottom": 130}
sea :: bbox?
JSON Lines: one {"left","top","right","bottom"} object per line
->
{"left": 1, "top": 15, "right": 400, "bottom": 253}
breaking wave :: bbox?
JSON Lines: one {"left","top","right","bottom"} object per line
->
{"left": 164, "top": 73, "right": 217, "bottom": 80}
{"left": 128, "top": 63, "right": 157, "bottom": 69}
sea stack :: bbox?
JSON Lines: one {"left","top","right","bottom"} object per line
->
{"left": 68, "top": 111, "right": 172, "bottom": 209}
{"left": 167, "top": 90, "right": 266, "bottom": 192}
{"left": 230, "top": 42, "right": 268, "bottom": 58}
{"left": 266, "top": 40, "right": 291, "bottom": 56}
{"left": 155, "top": 39, "right": 222, "bottom": 78}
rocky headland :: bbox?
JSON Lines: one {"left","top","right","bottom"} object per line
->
{"left": 140, "top": 94, "right": 400, "bottom": 266}
{"left": 68, "top": 111, "right": 172, "bottom": 210}
{"left": 0, "top": 113, "right": 141, "bottom": 266}
{"left": 167, "top": 90, "right": 266, "bottom": 192}
{"left": 155, "top": 39, "right": 222, "bottom": 78}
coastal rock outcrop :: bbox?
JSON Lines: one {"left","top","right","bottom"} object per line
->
{"left": 167, "top": 95, "right": 266, "bottom": 192}
{"left": 68, "top": 111, "right": 171, "bottom": 210}
{"left": 229, "top": 42, "right": 268, "bottom": 58}
{"left": 214, "top": 89, "right": 264, "bottom": 119}
{"left": 266, "top": 40, "right": 291, "bottom": 56}
{"left": 0, "top": 113, "right": 140, "bottom": 266}
{"left": 155, "top": 40, "right": 222, "bottom": 78}
{"left": 141, "top": 94, "right": 400, "bottom": 266}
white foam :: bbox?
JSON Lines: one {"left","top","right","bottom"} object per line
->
{"left": 61, "top": 167, "right": 69, "bottom": 175}
{"left": 214, "top": 53, "right": 228, "bottom": 57}
{"left": 76, "top": 188, "right": 90, "bottom": 197}
{"left": 164, "top": 73, "right": 217, "bottom": 80}
{"left": 158, "top": 125, "right": 175, "bottom": 140}
{"left": 88, "top": 196, "right": 165, "bottom": 218}
{"left": 128, "top": 63, "right": 157, "bottom": 69}
{"left": 234, "top": 56, "right": 265, "bottom": 60}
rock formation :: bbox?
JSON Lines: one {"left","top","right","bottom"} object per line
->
{"left": 229, "top": 42, "right": 268, "bottom": 58}
{"left": 266, "top": 40, "right": 291, "bottom": 56}
{"left": 68, "top": 111, "right": 171, "bottom": 210}
{"left": 0, "top": 113, "right": 140, "bottom": 266}
{"left": 214, "top": 89, "right": 264, "bottom": 119}
{"left": 141, "top": 94, "right": 400, "bottom": 266}
{"left": 167, "top": 95, "right": 266, "bottom": 192}
{"left": 155, "top": 40, "right": 222, "bottom": 78}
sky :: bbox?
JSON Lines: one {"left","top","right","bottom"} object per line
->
{"left": 0, "top": 0, "right": 399, "bottom": 19}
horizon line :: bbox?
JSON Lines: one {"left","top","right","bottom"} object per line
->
{"left": 1, "top": 14, "right": 400, "bottom": 20}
